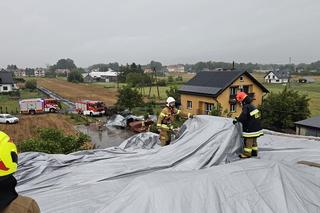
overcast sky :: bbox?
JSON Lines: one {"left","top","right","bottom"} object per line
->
{"left": 0, "top": 0, "right": 319, "bottom": 68}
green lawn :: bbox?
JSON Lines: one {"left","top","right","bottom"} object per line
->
{"left": 263, "top": 81, "right": 320, "bottom": 116}
{"left": 0, "top": 90, "right": 45, "bottom": 114}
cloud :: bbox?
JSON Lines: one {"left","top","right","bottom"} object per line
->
{"left": 0, "top": 0, "right": 319, "bottom": 67}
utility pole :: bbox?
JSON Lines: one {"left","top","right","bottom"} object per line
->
{"left": 148, "top": 67, "right": 160, "bottom": 99}
{"left": 288, "top": 57, "right": 292, "bottom": 88}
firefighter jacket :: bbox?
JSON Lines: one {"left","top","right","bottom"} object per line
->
{"left": 237, "top": 97, "right": 263, "bottom": 138}
{"left": 157, "top": 106, "right": 191, "bottom": 130}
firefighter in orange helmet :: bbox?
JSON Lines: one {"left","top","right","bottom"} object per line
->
{"left": 233, "top": 92, "right": 263, "bottom": 158}
{"left": 0, "top": 131, "right": 40, "bottom": 213}
{"left": 157, "top": 97, "right": 193, "bottom": 146}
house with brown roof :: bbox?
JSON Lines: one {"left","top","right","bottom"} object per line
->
{"left": 179, "top": 70, "right": 269, "bottom": 117}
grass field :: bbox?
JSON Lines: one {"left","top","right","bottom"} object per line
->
{"left": 251, "top": 72, "right": 320, "bottom": 116}
{"left": 0, "top": 114, "right": 77, "bottom": 144}
{"left": 0, "top": 89, "right": 45, "bottom": 114}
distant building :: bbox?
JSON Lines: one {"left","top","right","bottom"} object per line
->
{"left": 82, "top": 73, "right": 96, "bottom": 83}
{"left": 264, "top": 69, "right": 290, "bottom": 83}
{"left": 295, "top": 116, "right": 320, "bottom": 137}
{"left": 298, "top": 76, "right": 315, "bottom": 83}
{"left": 14, "top": 69, "right": 26, "bottom": 77}
{"left": 143, "top": 67, "right": 154, "bottom": 74}
{"left": 55, "top": 69, "right": 71, "bottom": 75}
{"left": 179, "top": 70, "right": 269, "bottom": 117}
{"left": 0, "top": 71, "right": 17, "bottom": 93}
{"left": 88, "top": 69, "right": 118, "bottom": 82}
{"left": 167, "top": 64, "right": 185, "bottom": 72}
{"left": 34, "top": 68, "right": 46, "bottom": 77}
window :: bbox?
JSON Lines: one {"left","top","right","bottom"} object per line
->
{"left": 205, "top": 103, "right": 214, "bottom": 114}
{"left": 187, "top": 101, "right": 192, "bottom": 109}
{"left": 239, "top": 76, "right": 244, "bottom": 81}
{"left": 230, "top": 104, "right": 236, "bottom": 112}
{"left": 3, "top": 86, "right": 8, "bottom": 91}
{"left": 230, "top": 87, "right": 237, "bottom": 95}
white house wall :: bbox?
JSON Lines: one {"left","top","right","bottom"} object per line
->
{"left": 0, "top": 84, "right": 13, "bottom": 92}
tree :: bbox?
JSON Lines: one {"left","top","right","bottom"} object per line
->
{"left": 6, "top": 65, "right": 18, "bottom": 71}
{"left": 126, "top": 73, "right": 151, "bottom": 87}
{"left": 25, "top": 79, "right": 37, "bottom": 90}
{"left": 149, "top": 61, "right": 162, "bottom": 72}
{"left": 259, "top": 87, "right": 310, "bottom": 131}
{"left": 167, "top": 76, "right": 174, "bottom": 83}
{"left": 116, "top": 86, "right": 143, "bottom": 110}
{"left": 56, "top": 58, "right": 77, "bottom": 70}
{"left": 25, "top": 68, "right": 35, "bottom": 76}
{"left": 165, "top": 85, "right": 180, "bottom": 103}
{"left": 67, "top": 70, "right": 84, "bottom": 83}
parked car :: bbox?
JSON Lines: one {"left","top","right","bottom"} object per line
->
{"left": 0, "top": 114, "right": 19, "bottom": 124}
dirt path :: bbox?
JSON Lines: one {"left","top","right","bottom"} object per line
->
{"left": 38, "top": 79, "right": 118, "bottom": 106}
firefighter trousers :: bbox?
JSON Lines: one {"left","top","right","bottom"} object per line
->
{"left": 241, "top": 137, "right": 258, "bottom": 157}
{"left": 159, "top": 129, "right": 171, "bottom": 146}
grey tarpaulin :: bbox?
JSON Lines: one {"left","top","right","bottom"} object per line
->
{"left": 15, "top": 116, "right": 320, "bottom": 212}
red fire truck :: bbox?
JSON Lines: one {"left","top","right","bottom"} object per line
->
{"left": 75, "top": 100, "right": 105, "bottom": 116}
{"left": 19, "top": 98, "right": 60, "bottom": 114}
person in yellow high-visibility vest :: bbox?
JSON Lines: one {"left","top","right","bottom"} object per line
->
{"left": 157, "top": 97, "right": 193, "bottom": 146}
{"left": 0, "top": 131, "right": 40, "bottom": 213}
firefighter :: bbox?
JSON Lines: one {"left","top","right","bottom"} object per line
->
{"left": 233, "top": 92, "right": 263, "bottom": 158}
{"left": 157, "top": 97, "right": 193, "bottom": 146}
{"left": 0, "top": 131, "right": 40, "bottom": 213}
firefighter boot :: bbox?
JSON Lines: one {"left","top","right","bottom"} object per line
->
{"left": 251, "top": 138, "right": 258, "bottom": 157}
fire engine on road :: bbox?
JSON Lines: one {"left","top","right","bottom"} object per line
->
{"left": 75, "top": 100, "right": 105, "bottom": 116}
{"left": 19, "top": 98, "right": 60, "bottom": 114}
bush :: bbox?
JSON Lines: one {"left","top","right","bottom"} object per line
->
{"left": 260, "top": 87, "right": 310, "bottom": 131}
{"left": 67, "top": 70, "right": 84, "bottom": 83}
{"left": 18, "top": 128, "right": 90, "bottom": 154}
{"left": 209, "top": 103, "right": 222, "bottom": 116}
{"left": 25, "top": 79, "right": 37, "bottom": 90}
{"left": 116, "top": 86, "right": 144, "bottom": 110}
{"left": 175, "top": 76, "right": 183, "bottom": 81}
{"left": 167, "top": 76, "right": 174, "bottom": 83}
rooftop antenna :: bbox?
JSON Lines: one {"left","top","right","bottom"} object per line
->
{"left": 232, "top": 61, "right": 235, "bottom": 70}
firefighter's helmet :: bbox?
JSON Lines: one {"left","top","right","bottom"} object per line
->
{"left": 166, "top": 97, "right": 176, "bottom": 107}
{"left": 236, "top": 92, "right": 248, "bottom": 102}
{"left": 0, "top": 131, "right": 18, "bottom": 176}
